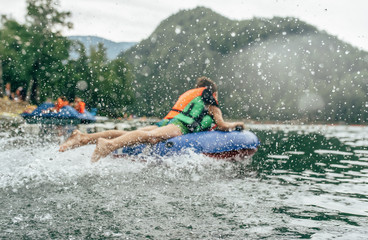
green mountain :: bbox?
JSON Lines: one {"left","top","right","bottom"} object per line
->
{"left": 121, "top": 7, "right": 368, "bottom": 123}
{"left": 68, "top": 36, "right": 136, "bottom": 59}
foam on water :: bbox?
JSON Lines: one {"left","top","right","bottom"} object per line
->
{"left": 1, "top": 122, "right": 367, "bottom": 239}
{"left": 0, "top": 133, "right": 246, "bottom": 190}
{"left": 314, "top": 149, "right": 354, "bottom": 155}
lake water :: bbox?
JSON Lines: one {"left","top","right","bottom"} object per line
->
{"left": 0, "top": 120, "right": 367, "bottom": 239}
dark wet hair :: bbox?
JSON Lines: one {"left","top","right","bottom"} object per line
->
{"left": 196, "top": 76, "right": 218, "bottom": 93}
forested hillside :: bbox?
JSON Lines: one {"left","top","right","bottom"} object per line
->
{"left": 121, "top": 7, "right": 368, "bottom": 123}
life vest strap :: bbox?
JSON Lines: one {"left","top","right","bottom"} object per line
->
{"left": 179, "top": 102, "right": 212, "bottom": 133}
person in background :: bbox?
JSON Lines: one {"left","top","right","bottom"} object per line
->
{"left": 54, "top": 96, "right": 69, "bottom": 111}
{"left": 59, "top": 77, "right": 245, "bottom": 162}
{"left": 5, "top": 83, "right": 12, "bottom": 100}
{"left": 45, "top": 96, "right": 69, "bottom": 113}
{"left": 72, "top": 97, "right": 86, "bottom": 114}
{"left": 14, "top": 87, "right": 25, "bottom": 101}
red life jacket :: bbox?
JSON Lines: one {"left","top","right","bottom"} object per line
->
{"left": 55, "top": 98, "right": 69, "bottom": 111}
{"left": 77, "top": 101, "right": 86, "bottom": 113}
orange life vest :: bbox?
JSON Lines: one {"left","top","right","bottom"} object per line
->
{"left": 55, "top": 98, "right": 69, "bottom": 111}
{"left": 77, "top": 101, "right": 86, "bottom": 113}
{"left": 164, "top": 87, "right": 218, "bottom": 120}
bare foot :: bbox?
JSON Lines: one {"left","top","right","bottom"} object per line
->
{"left": 59, "top": 130, "right": 85, "bottom": 152}
{"left": 91, "top": 138, "right": 113, "bottom": 163}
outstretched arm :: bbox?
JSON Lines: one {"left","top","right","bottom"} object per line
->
{"left": 209, "top": 105, "right": 246, "bottom": 131}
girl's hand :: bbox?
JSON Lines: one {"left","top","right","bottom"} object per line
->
{"left": 232, "top": 122, "right": 246, "bottom": 131}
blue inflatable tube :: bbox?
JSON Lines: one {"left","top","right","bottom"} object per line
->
{"left": 113, "top": 130, "right": 260, "bottom": 160}
{"left": 21, "top": 103, "right": 96, "bottom": 125}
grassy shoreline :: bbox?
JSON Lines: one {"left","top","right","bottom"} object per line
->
{"left": 0, "top": 98, "right": 35, "bottom": 118}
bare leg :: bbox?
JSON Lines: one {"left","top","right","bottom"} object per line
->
{"left": 59, "top": 129, "right": 127, "bottom": 152}
{"left": 138, "top": 125, "right": 159, "bottom": 131}
{"left": 59, "top": 125, "right": 159, "bottom": 152}
{"left": 91, "top": 124, "right": 182, "bottom": 162}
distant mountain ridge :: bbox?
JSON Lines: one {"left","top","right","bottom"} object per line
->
{"left": 68, "top": 36, "right": 136, "bottom": 59}
{"left": 120, "top": 7, "right": 368, "bottom": 123}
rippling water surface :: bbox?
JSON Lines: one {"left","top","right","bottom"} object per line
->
{"left": 0, "top": 120, "right": 367, "bottom": 239}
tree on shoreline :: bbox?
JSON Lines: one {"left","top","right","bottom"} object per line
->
{"left": 0, "top": 0, "right": 135, "bottom": 117}
{"left": 25, "top": 0, "right": 73, "bottom": 104}
{"left": 0, "top": 17, "right": 31, "bottom": 98}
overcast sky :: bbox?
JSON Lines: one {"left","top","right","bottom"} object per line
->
{"left": 1, "top": 0, "right": 367, "bottom": 51}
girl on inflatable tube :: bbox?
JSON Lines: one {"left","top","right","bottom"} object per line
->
{"left": 59, "top": 76, "right": 245, "bottom": 162}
